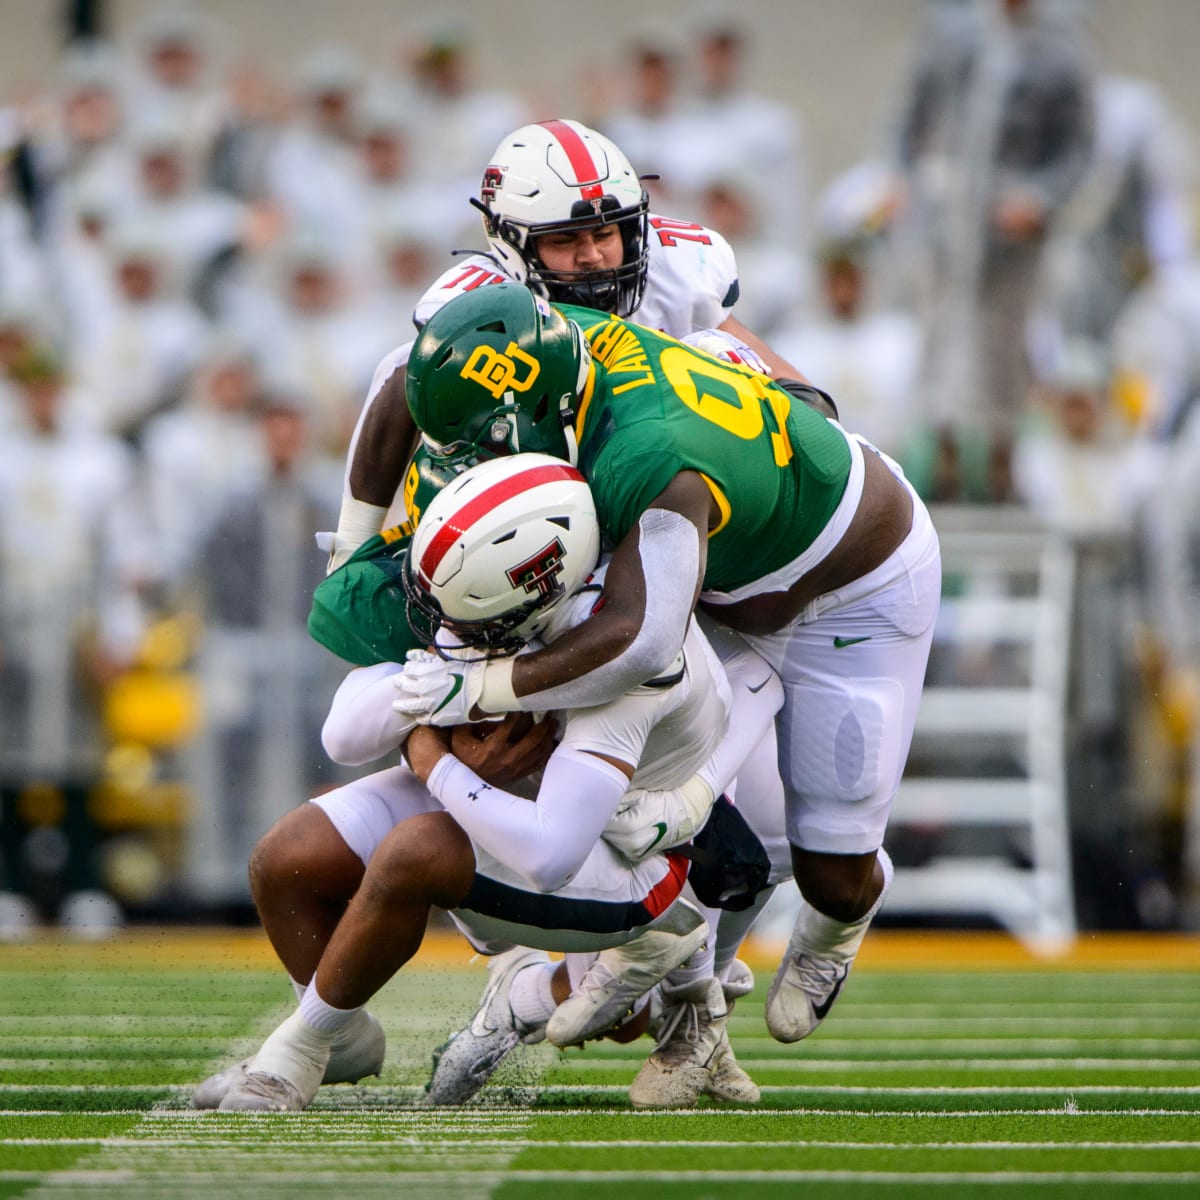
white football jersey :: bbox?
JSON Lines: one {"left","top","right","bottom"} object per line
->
{"left": 411, "top": 213, "right": 739, "bottom": 336}
{"left": 542, "top": 564, "right": 732, "bottom": 794}
{"left": 559, "top": 617, "right": 732, "bottom": 794}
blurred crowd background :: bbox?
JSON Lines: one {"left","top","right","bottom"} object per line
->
{"left": 2, "top": 0, "right": 1200, "bottom": 940}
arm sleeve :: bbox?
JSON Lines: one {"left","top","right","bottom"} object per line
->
{"left": 698, "top": 664, "right": 784, "bottom": 799}
{"left": 504, "top": 507, "right": 700, "bottom": 713}
{"left": 427, "top": 744, "right": 630, "bottom": 893}
{"left": 321, "top": 662, "right": 411, "bottom": 766}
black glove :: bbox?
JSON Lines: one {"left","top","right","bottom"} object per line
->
{"left": 676, "top": 794, "right": 771, "bottom": 911}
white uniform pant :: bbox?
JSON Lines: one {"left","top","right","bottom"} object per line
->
{"left": 311, "top": 765, "right": 688, "bottom": 955}
{"left": 733, "top": 480, "right": 941, "bottom": 855}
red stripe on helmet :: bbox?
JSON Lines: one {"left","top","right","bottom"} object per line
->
{"left": 540, "top": 119, "right": 605, "bottom": 202}
{"left": 420, "top": 463, "right": 585, "bottom": 581}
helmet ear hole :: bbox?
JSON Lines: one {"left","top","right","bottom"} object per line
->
{"left": 499, "top": 221, "right": 524, "bottom": 252}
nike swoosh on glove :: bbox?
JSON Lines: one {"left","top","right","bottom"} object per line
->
{"left": 602, "top": 774, "right": 715, "bottom": 864}
{"left": 392, "top": 650, "right": 489, "bottom": 727}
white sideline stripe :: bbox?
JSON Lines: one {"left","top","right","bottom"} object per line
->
{"left": 561, "top": 1056, "right": 1200, "bottom": 1072}
{"left": 5, "top": 1082, "right": 1200, "bottom": 1094}
{"left": 29, "top": 1034, "right": 1200, "bottom": 1051}
{"left": 807, "top": 1002, "right": 1200, "bottom": 1014}
{"left": 4, "top": 1108, "right": 1199, "bottom": 1119}
{"left": 29, "top": 1107, "right": 1200, "bottom": 1119}
{"left": 788, "top": 1017, "right": 1200, "bottom": 1031}
{"left": 14, "top": 1060, "right": 1196, "bottom": 1075}
{"left": 4, "top": 1007, "right": 1193, "bottom": 1032}
{"left": 0, "top": 1059, "right": 244, "bottom": 1071}
{"left": 725, "top": 1038, "right": 1200, "bottom": 1053}
{"left": 2, "top": 1169, "right": 1198, "bottom": 1186}
{"left": 5, "top": 1137, "right": 1200, "bottom": 1150}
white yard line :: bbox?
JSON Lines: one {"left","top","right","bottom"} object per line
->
{"left": 7, "top": 1081, "right": 1200, "bottom": 1096}
{"left": 724, "top": 1038, "right": 1200, "bottom": 1053}
{"left": 2, "top": 988, "right": 560, "bottom": 1200}
{"left": 6, "top": 1136, "right": 1200, "bottom": 1150}
{"left": 3, "top": 1168, "right": 1199, "bottom": 1188}
{"left": 560, "top": 1056, "right": 1200, "bottom": 1072}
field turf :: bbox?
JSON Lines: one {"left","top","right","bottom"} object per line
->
{"left": 1, "top": 928, "right": 1198, "bottom": 1198}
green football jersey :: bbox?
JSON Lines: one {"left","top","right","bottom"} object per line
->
{"left": 558, "top": 305, "right": 853, "bottom": 593}
{"left": 307, "top": 449, "right": 458, "bottom": 666}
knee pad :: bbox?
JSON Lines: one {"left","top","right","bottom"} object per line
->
{"left": 780, "top": 676, "right": 904, "bottom": 804}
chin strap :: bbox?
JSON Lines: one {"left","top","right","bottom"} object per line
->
{"left": 561, "top": 424, "right": 579, "bottom": 467}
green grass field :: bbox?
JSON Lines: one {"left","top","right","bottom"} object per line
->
{"left": 1, "top": 929, "right": 1198, "bottom": 1198}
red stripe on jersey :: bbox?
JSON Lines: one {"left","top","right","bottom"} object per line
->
{"left": 420, "top": 463, "right": 585, "bottom": 581}
{"left": 641, "top": 852, "right": 690, "bottom": 919}
{"left": 540, "top": 120, "right": 604, "bottom": 202}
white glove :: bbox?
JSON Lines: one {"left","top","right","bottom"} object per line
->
{"left": 602, "top": 774, "right": 715, "bottom": 864}
{"left": 392, "top": 649, "right": 490, "bottom": 727}
{"left": 682, "top": 329, "right": 772, "bottom": 376}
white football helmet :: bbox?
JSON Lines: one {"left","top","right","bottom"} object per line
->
{"left": 474, "top": 118, "right": 650, "bottom": 316}
{"left": 403, "top": 452, "right": 601, "bottom": 657}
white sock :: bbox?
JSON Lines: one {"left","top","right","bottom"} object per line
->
{"left": 299, "top": 978, "right": 361, "bottom": 1036}
{"left": 508, "top": 961, "right": 558, "bottom": 1028}
{"left": 797, "top": 846, "right": 895, "bottom": 958}
{"left": 660, "top": 939, "right": 715, "bottom": 1000}
{"left": 712, "top": 884, "right": 776, "bottom": 978}
{"left": 292, "top": 977, "right": 374, "bottom": 1050}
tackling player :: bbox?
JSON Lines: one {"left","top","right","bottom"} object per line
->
{"left": 206, "top": 117, "right": 797, "bottom": 1109}
{"left": 394, "top": 285, "right": 942, "bottom": 1049}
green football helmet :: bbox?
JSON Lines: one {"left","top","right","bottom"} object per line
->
{"left": 406, "top": 283, "right": 590, "bottom": 467}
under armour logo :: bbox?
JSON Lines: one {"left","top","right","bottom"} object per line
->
{"left": 467, "top": 783, "right": 494, "bottom": 802}
{"left": 460, "top": 341, "right": 541, "bottom": 399}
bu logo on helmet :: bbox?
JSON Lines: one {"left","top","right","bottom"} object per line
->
{"left": 461, "top": 341, "right": 541, "bottom": 399}
{"left": 506, "top": 537, "right": 568, "bottom": 600}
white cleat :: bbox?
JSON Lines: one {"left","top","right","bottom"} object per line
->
{"left": 216, "top": 1070, "right": 309, "bottom": 1113}
{"left": 425, "top": 947, "right": 550, "bottom": 1106}
{"left": 192, "top": 1009, "right": 385, "bottom": 1109}
{"left": 765, "top": 849, "right": 892, "bottom": 1043}
{"left": 191, "top": 1058, "right": 253, "bottom": 1110}
{"left": 707, "top": 1040, "right": 761, "bottom": 1104}
{"left": 629, "top": 977, "right": 759, "bottom": 1108}
{"left": 765, "top": 948, "right": 853, "bottom": 1043}
{"left": 546, "top": 901, "right": 708, "bottom": 1048}
{"left": 218, "top": 1011, "right": 331, "bottom": 1113}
